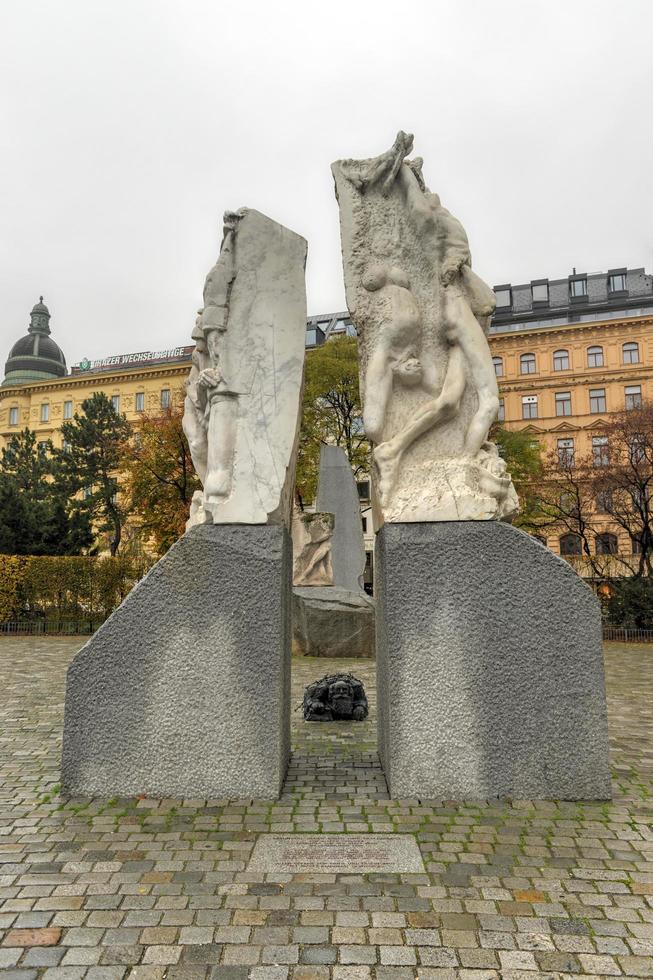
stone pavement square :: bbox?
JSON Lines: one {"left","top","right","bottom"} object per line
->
{"left": 0, "top": 636, "right": 652, "bottom": 978}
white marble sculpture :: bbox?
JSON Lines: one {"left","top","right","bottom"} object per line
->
{"left": 332, "top": 133, "right": 518, "bottom": 526}
{"left": 292, "top": 510, "right": 335, "bottom": 587}
{"left": 183, "top": 208, "right": 307, "bottom": 526}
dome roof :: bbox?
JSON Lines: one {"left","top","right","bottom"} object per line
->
{"left": 31, "top": 297, "right": 50, "bottom": 317}
{"left": 2, "top": 297, "right": 68, "bottom": 387}
{"left": 8, "top": 333, "right": 66, "bottom": 365}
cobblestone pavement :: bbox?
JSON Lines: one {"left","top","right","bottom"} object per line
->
{"left": 0, "top": 637, "right": 652, "bottom": 979}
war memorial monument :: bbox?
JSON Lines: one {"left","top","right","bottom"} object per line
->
{"left": 62, "top": 133, "right": 611, "bottom": 803}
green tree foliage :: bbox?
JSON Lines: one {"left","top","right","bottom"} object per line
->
{"left": 296, "top": 336, "right": 369, "bottom": 507}
{"left": 54, "top": 392, "right": 132, "bottom": 556}
{"left": 121, "top": 398, "right": 200, "bottom": 556}
{"left": 493, "top": 426, "right": 544, "bottom": 530}
{"left": 0, "top": 429, "right": 93, "bottom": 555}
{"left": 606, "top": 577, "right": 653, "bottom": 629}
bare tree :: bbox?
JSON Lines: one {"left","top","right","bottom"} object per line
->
{"left": 589, "top": 404, "right": 653, "bottom": 577}
{"left": 535, "top": 446, "right": 611, "bottom": 579}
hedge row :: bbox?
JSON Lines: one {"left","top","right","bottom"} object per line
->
{"left": 0, "top": 554, "right": 151, "bottom": 626}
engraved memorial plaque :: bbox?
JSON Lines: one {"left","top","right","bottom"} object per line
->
{"left": 247, "top": 834, "right": 425, "bottom": 873}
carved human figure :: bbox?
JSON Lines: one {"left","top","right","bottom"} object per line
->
{"left": 394, "top": 160, "right": 500, "bottom": 457}
{"left": 182, "top": 313, "right": 210, "bottom": 484}
{"left": 361, "top": 262, "right": 467, "bottom": 504}
{"left": 303, "top": 673, "right": 368, "bottom": 722}
{"left": 183, "top": 206, "right": 308, "bottom": 528}
{"left": 476, "top": 441, "right": 519, "bottom": 514}
{"left": 342, "top": 136, "right": 501, "bottom": 507}
{"left": 292, "top": 511, "right": 334, "bottom": 587}
{"left": 361, "top": 264, "right": 433, "bottom": 443}
{"left": 193, "top": 209, "right": 245, "bottom": 502}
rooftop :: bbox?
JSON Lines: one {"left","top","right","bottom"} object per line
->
{"left": 490, "top": 266, "right": 653, "bottom": 334}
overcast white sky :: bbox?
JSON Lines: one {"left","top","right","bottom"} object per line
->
{"left": 2, "top": 0, "right": 653, "bottom": 365}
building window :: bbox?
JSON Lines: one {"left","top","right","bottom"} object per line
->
{"left": 63, "top": 400, "right": 73, "bottom": 419}
{"left": 596, "top": 532, "right": 618, "bottom": 556}
{"left": 587, "top": 345, "right": 604, "bottom": 368}
{"left": 492, "top": 356, "right": 503, "bottom": 377}
{"left": 531, "top": 282, "right": 549, "bottom": 303}
{"left": 629, "top": 435, "right": 645, "bottom": 464}
{"left": 305, "top": 326, "right": 326, "bottom": 347}
{"left": 557, "top": 438, "right": 575, "bottom": 465}
{"left": 9, "top": 407, "right": 18, "bottom": 426}
{"left": 494, "top": 287, "right": 511, "bottom": 308}
{"left": 111, "top": 395, "right": 120, "bottom": 413}
{"left": 135, "top": 392, "right": 145, "bottom": 412}
{"left": 560, "top": 533, "right": 582, "bottom": 556}
{"left": 589, "top": 388, "right": 607, "bottom": 413}
{"left": 632, "top": 535, "right": 643, "bottom": 555}
{"left": 361, "top": 516, "right": 367, "bottom": 533}
{"left": 498, "top": 398, "right": 505, "bottom": 422}
{"left": 623, "top": 341, "right": 640, "bottom": 364}
{"left": 555, "top": 391, "right": 572, "bottom": 416}
{"left": 569, "top": 277, "right": 587, "bottom": 297}
{"left": 596, "top": 489, "right": 613, "bottom": 513}
{"left": 560, "top": 491, "right": 579, "bottom": 517}
{"left": 553, "top": 349, "right": 570, "bottom": 371}
{"left": 37, "top": 440, "right": 49, "bottom": 452}
{"left": 520, "top": 352, "right": 536, "bottom": 374}
{"left": 592, "top": 436, "right": 609, "bottom": 467}
{"left": 357, "top": 480, "right": 370, "bottom": 500}
{"left": 625, "top": 385, "right": 642, "bottom": 411}
{"left": 40, "top": 403, "right": 49, "bottom": 422}
{"left": 160, "top": 389, "right": 171, "bottom": 409}
{"left": 608, "top": 272, "right": 627, "bottom": 292}
{"left": 522, "top": 396, "right": 538, "bottom": 420}
{"left": 62, "top": 438, "right": 71, "bottom": 453}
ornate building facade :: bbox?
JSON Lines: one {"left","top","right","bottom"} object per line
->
{"left": 490, "top": 267, "right": 653, "bottom": 569}
{"left": 3, "top": 270, "right": 653, "bottom": 577}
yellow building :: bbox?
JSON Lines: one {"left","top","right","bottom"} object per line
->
{"left": 0, "top": 362, "right": 190, "bottom": 451}
{"left": 489, "top": 267, "right": 653, "bottom": 568}
{"left": 3, "top": 274, "right": 653, "bottom": 577}
{"left": 1, "top": 299, "right": 191, "bottom": 449}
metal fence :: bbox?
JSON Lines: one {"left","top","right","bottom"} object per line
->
{"left": 0, "top": 620, "right": 98, "bottom": 636}
{"left": 602, "top": 626, "right": 653, "bottom": 644}
{"left": 3, "top": 620, "right": 653, "bottom": 643}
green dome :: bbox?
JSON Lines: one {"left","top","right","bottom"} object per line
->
{"left": 2, "top": 297, "right": 68, "bottom": 387}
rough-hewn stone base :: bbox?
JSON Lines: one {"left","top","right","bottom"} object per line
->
{"left": 62, "top": 525, "right": 291, "bottom": 798}
{"left": 292, "top": 587, "right": 375, "bottom": 658}
{"left": 375, "top": 522, "right": 611, "bottom": 800}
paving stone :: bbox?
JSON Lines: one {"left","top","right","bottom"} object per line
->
{"left": 61, "top": 947, "right": 103, "bottom": 965}
{"left": 125, "top": 970, "right": 166, "bottom": 980}
{"left": 379, "top": 945, "right": 418, "bottom": 964}
{"left": 292, "top": 967, "right": 331, "bottom": 980}
{"left": 2, "top": 926, "right": 62, "bottom": 946}
{"left": 299, "top": 946, "right": 338, "bottom": 965}
{"left": 1, "top": 639, "right": 653, "bottom": 980}
{"left": 21, "top": 947, "right": 67, "bottom": 967}
{"left": 0, "top": 949, "right": 22, "bottom": 967}
{"left": 141, "top": 945, "right": 181, "bottom": 964}
{"left": 180, "top": 944, "right": 223, "bottom": 964}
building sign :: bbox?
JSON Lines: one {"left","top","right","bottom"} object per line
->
{"left": 72, "top": 347, "right": 194, "bottom": 374}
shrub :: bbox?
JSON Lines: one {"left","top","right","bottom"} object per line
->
{"left": 0, "top": 554, "right": 150, "bottom": 627}
{"left": 606, "top": 577, "right": 653, "bottom": 630}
